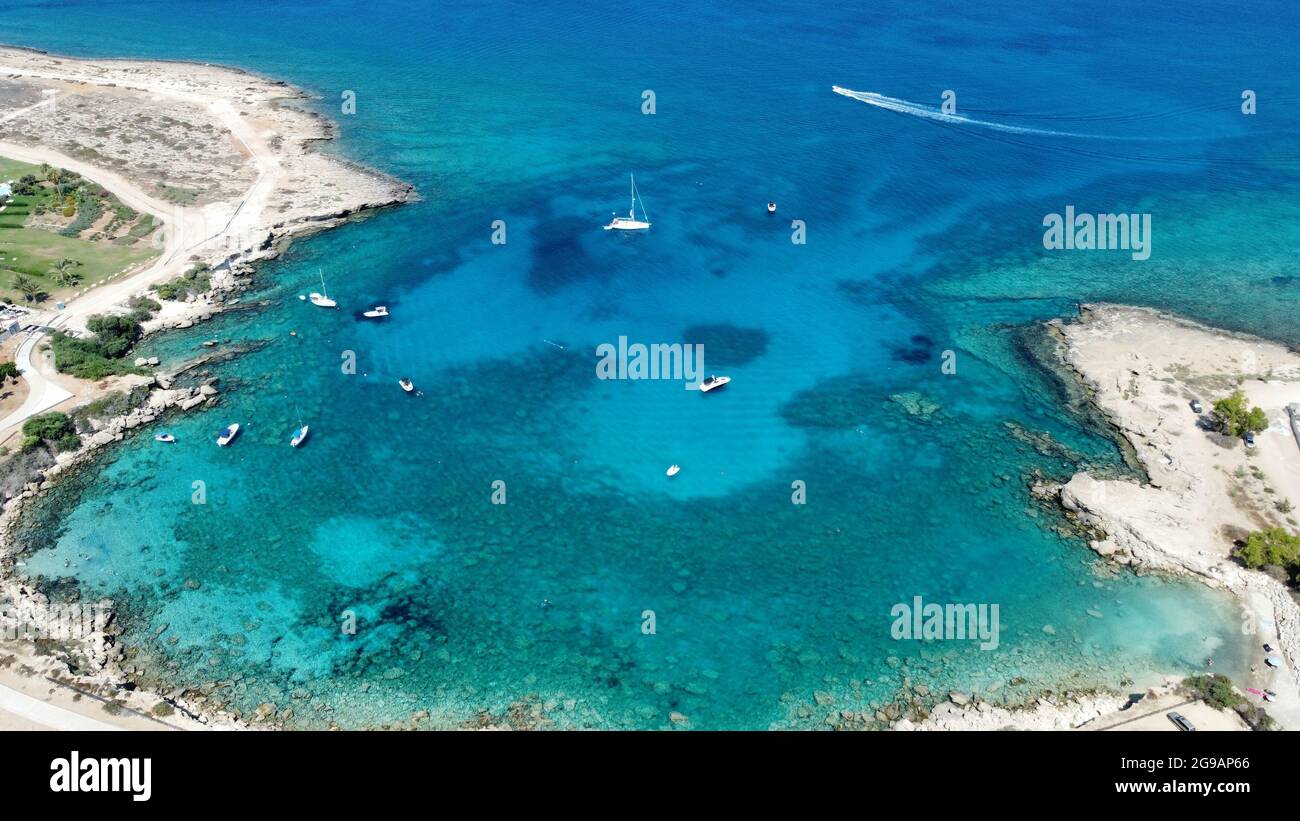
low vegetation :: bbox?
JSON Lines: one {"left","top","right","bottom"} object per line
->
{"left": 20, "top": 411, "right": 79, "bottom": 453}
{"left": 1181, "top": 674, "right": 1275, "bottom": 731}
{"left": 1233, "top": 527, "right": 1300, "bottom": 585}
{"left": 50, "top": 313, "right": 148, "bottom": 380}
{"left": 153, "top": 261, "right": 211, "bottom": 301}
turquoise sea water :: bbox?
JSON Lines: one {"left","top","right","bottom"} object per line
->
{"left": 5, "top": 0, "right": 1300, "bottom": 728}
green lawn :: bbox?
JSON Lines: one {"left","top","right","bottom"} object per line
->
{"left": 0, "top": 156, "right": 41, "bottom": 182}
{"left": 0, "top": 156, "right": 158, "bottom": 304}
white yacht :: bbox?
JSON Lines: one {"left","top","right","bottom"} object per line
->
{"left": 699, "top": 375, "right": 731, "bottom": 393}
{"left": 363, "top": 306, "right": 389, "bottom": 319}
{"left": 216, "top": 423, "right": 240, "bottom": 446}
{"left": 290, "top": 425, "right": 309, "bottom": 448}
{"left": 309, "top": 269, "right": 337, "bottom": 308}
{"left": 666, "top": 464, "right": 681, "bottom": 477}
{"left": 604, "top": 173, "right": 651, "bottom": 231}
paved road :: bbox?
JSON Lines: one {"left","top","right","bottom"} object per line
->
{"left": 0, "top": 324, "right": 73, "bottom": 436}
{"left": 0, "top": 680, "right": 121, "bottom": 731}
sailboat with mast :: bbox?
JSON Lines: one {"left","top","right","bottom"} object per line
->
{"left": 604, "top": 173, "right": 651, "bottom": 231}
{"left": 309, "top": 268, "right": 337, "bottom": 308}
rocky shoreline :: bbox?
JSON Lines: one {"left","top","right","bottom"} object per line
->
{"left": 0, "top": 45, "right": 415, "bottom": 729}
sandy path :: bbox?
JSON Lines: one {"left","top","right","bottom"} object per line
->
{"left": 0, "top": 81, "right": 280, "bottom": 437}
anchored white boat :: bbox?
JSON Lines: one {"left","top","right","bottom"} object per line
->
{"left": 699, "top": 374, "right": 731, "bottom": 393}
{"left": 399, "top": 377, "right": 415, "bottom": 394}
{"left": 604, "top": 173, "right": 651, "bottom": 231}
{"left": 290, "top": 425, "right": 309, "bottom": 448}
{"left": 666, "top": 464, "right": 680, "bottom": 477}
{"left": 309, "top": 269, "right": 336, "bottom": 308}
{"left": 767, "top": 201, "right": 777, "bottom": 214}
{"left": 216, "top": 423, "right": 240, "bottom": 447}
{"left": 154, "top": 433, "right": 175, "bottom": 443}
{"left": 363, "top": 306, "right": 389, "bottom": 319}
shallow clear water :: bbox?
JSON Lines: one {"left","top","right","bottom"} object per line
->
{"left": 6, "top": 0, "right": 1299, "bottom": 727}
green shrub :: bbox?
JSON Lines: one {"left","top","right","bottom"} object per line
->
{"left": 1182, "top": 674, "right": 1246, "bottom": 711}
{"left": 50, "top": 315, "right": 145, "bottom": 379}
{"left": 21, "top": 412, "right": 75, "bottom": 446}
{"left": 1235, "top": 527, "right": 1300, "bottom": 572}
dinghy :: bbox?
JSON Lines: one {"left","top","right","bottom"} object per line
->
{"left": 216, "top": 423, "right": 240, "bottom": 447}
{"left": 154, "top": 433, "right": 175, "bottom": 443}
{"left": 767, "top": 201, "right": 777, "bottom": 214}
{"left": 604, "top": 173, "right": 651, "bottom": 231}
{"left": 290, "top": 425, "right": 309, "bottom": 448}
{"left": 399, "top": 377, "right": 415, "bottom": 394}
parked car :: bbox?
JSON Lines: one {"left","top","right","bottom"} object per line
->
{"left": 1244, "top": 431, "right": 1256, "bottom": 448}
{"left": 1191, "top": 399, "right": 1203, "bottom": 414}
{"left": 1167, "top": 712, "right": 1196, "bottom": 732}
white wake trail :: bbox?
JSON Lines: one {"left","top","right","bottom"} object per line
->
{"left": 832, "top": 86, "right": 1142, "bottom": 140}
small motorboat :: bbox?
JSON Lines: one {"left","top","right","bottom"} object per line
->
{"left": 216, "top": 423, "right": 240, "bottom": 447}
{"left": 154, "top": 433, "right": 175, "bottom": 443}
{"left": 699, "top": 374, "right": 731, "bottom": 393}
{"left": 399, "top": 378, "right": 415, "bottom": 394}
{"left": 767, "top": 201, "right": 776, "bottom": 214}
{"left": 1265, "top": 656, "right": 1282, "bottom": 668}
{"left": 666, "top": 464, "right": 680, "bottom": 477}
{"left": 362, "top": 306, "right": 389, "bottom": 319}
{"left": 290, "top": 425, "right": 309, "bottom": 448}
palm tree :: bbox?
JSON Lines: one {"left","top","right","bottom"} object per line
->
{"left": 48, "top": 258, "right": 82, "bottom": 288}
{"left": 41, "top": 163, "right": 65, "bottom": 199}
{"left": 12, "top": 274, "right": 43, "bottom": 303}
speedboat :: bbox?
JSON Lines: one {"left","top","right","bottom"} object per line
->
{"left": 216, "top": 423, "right": 240, "bottom": 447}
{"left": 362, "top": 306, "right": 389, "bottom": 319}
{"left": 290, "top": 425, "right": 309, "bottom": 448}
{"left": 399, "top": 378, "right": 415, "bottom": 394}
{"left": 699, "top": 374, "right": 731, "bottom": 393}
{"left": 767, "top": 201, "right": 777, "bottom": 214}
{"left": 604, "top": 173, "right": 651, "bottom": 231}
{"left": 666, "top": 464, "right": 680, "bottom": 477}
{"left": 154, "top": 433, "right": 175, "bottom": 443}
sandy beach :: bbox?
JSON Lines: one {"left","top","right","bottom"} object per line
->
{"left": 0, "top": 45, "right": 413, "bottom": 730}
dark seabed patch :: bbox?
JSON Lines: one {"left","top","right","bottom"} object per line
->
{"left": 682, "top": 324, "right": 769, "bottom": 368}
